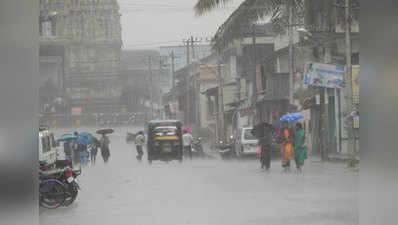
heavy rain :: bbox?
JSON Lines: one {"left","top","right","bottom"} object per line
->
{"left": 38, "top": 0, "right": 359, "bottom": 225}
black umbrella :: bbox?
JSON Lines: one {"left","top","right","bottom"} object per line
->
{"left": 96, "top": 128, "right": 114, "bottom": 135}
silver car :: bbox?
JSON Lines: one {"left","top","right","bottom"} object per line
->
{"left": 235, "top": 127, "right": 259, "bottom": 158}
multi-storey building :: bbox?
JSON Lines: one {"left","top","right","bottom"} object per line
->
{"left": 39, "top": 0, "right": 122, "bottom": 114}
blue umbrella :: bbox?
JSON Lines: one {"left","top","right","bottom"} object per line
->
{"left": 79, "top": 132, "right": 93, "bottom": 142}
{"left": 77, "top": 136, "right": 92, "bottom": 146}
{"left": 280, "top": 113, "right": 303, "bottom": 123}
{"left": 77, "top": 132, "right": 94, "bottom": 146}
{"left": 57, "top": 135, "right": 77, "bottom": 142}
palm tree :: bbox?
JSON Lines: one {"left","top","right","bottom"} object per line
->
{"left": 195, "top": 0, "right": 305, "bottom": 50}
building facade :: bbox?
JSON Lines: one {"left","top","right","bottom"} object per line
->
{"left": 39, "top": 0, "right": 122, "bottom": 115}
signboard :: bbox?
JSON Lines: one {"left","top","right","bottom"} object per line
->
{"left": 303, "top": 62, "right": 345, "bottom": 88}
{"left": 169, "top": 102, "right": 179, "bottom": 114}
{"left": 352, "top": 65, "right": 360, "bottom": 105}
{"left": 71, "top": 107, "right": 82, "bottom": 115}
{"left": 199, "top": 64, "right": 218, "bottom": 81}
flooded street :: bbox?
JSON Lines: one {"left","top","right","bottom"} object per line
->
{"left": 40, "top": 127, "right": 357, "bottom": 225}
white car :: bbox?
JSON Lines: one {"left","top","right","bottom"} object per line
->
{"left": 235, "top": 127, "right": 259, "bottom": 158}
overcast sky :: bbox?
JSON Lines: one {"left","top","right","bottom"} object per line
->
{"left": 118, "top": 0, "right": 243, "bottom": 49}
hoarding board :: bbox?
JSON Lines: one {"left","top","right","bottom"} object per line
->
{"left": 303, "top": 62, "right": 345, "bottom": 88}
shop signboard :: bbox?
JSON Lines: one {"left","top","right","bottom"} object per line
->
{"left": 303, "top": 62, "right": 345, "bottom": 88}
{"left": 71, "top": 107, "right": 82, "bottom": 115}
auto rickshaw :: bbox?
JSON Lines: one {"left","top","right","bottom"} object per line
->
{"left": 147, "top": 120, "right": 183, "bottom": 163}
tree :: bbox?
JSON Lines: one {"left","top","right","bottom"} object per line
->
{"left": 195, "top": 0, "right": 305, "bottom": 50}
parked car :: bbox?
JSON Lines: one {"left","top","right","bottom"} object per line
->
{"left": 235, "top": 127, "right": 258, "bottom": 158}
{"left": 235, "top": 127, "right": 280, "bottom": 158}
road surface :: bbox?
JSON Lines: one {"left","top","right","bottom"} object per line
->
{"left": 40, "top": 126, "right": 358, "bottom": 225}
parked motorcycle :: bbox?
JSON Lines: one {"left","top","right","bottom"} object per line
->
{"left": 191, "top": 137, "right": 205, "bottom": 158}
{"left": 39, "top": 165, "right": 81, "bottom": 207}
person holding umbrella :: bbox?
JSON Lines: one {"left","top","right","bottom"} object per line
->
{"left": 100, "top": 133, "right": 111, "bottom": 163}
{"left": 252, "top": 121, "right": 275, "bottom": 171}
{"left": 96, "top": 129, "right": 113, "bottom": 164}
{"left": 277, "top": 122, "right": 294, "bottom": 173}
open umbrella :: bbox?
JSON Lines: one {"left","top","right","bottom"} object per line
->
{"left": 96, "top": 128, "right": 114, "bottom": 135}
{"left": 57, "top": 135, "right": 77, "bottom": 142}
{"left": 279, "top": 113, "right": 303, "bottom": 123}
{"left": 79, "top": 132, "right": 93, "bottom": 141}
{"left": 77, "top": 136, "right": 92, "bottom": 146}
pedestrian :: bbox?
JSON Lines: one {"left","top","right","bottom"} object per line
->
{"left": 135, "top": 131, "right": 145, "bottom": 161}
{"left": 63, "top": 140, "right": 74, "bottom": 165}
{"left": 277, "top": 122, "right": 294, "bottom": 173}
{"left": 72, "top": 132, "right": 80, "bottom": 165}
{"left": 90, "top": 137, "right": 100, "bottom": 166}
{"left": 293, "top": 123, "right": 307, "bottom": 174}
{"left": 252, "top": 121, "right": 274, "bottom": 171}
{"left": 182, "top": 130, "right": 193, "bottom": 160}
{"left": 78, "top": 143, "right": 89, "bottom": 167}
{"left": 100, "top": 133, "right": 111, "bottom": 163}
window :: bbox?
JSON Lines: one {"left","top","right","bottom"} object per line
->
{"left": 41, "top": 136, "right": 51, "bottom": 153}
{"left": 40, "top": 19, "right": 56, "bottom": 36}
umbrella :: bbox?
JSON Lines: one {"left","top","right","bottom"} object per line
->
{"left": 279, "top": 113, "right": 303, "bottom": 123}
{"left": 57, "top": 135, "right": 77, "bottom": 142}
{"left": 96, "top": 128, "right": 114, "bottom": 135}
{"left": 77, "top": 136, "right": 92, "bottom": 146}
{"left": 182, "top": 127, "right": 192, "bottom": 133}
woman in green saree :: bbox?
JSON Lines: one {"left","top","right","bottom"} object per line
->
{"left": 294, "top": 123, "right": 307, "bottom": 173}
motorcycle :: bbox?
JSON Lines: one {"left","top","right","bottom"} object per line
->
{"left": 39, "top": 165, "right": 81, "bottom": 207}
{"left": 217, "top": 136, "right": 236, "bottom": 159}
{"left": 191, "top": 137, "right": 205, "bottom": 158}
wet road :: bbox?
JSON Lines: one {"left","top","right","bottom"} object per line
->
{"left": 40, "top": 127, "right": 357, "bottom": 225}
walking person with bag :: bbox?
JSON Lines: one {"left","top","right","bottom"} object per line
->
{"left": 135, "top": 131, "right": 145, "bottom": 161}
{"left": 182, "top": 130, "right": 193, "bottom": 160}
{"left": 252, "top": 121, "right": 274, "bottom": 171}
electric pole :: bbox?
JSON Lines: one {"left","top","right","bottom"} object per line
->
{"left": 251, "top": 24, "right": 257, "bottom": 125}
{"left": 288, "top": 0, "right": 295, "bottom": 108}
{"left": 217, "top": 56, "right": 224, "bottom": 142}
{"left": 148, "top": 56, "right": 154, "bottom": 119}
{"left": 170, "top": 50, "right": 175, "bottom": 90}
{"left": 345, "top": 0, "right": 355, "bottom": 165}
{"left": 191, "top": 36, "right": 196, "bottom": 61}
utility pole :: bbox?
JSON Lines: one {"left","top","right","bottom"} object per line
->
{"left": 251, "top": 24, "right": 257, "bottom": 125}
{"left": 170, "top": 50, "right": 175, "bottom": 89}
{"left": 288, "top": 0, "right": 295, "bottom": 108}
{"left": 148, "top": 56, "right": 154, "bottom": 119}
{"left": 217, "top": 56, "right": 224, "bottom": 142}
{"left": 184, "top": 39, "right": 190, "bottom": 65}
{"left": 345, "top": 0, "right": 355, "bottom": 165}
{"left": 191, "top": 36, "right": 196, "bottom": 61}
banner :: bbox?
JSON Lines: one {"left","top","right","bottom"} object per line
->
{"left": 352, "top": 65, "right": 360, "bottom": 105}
{"left": 303, "top": 62, "right": 345, "bottom": 88}
{"left": 71, "top": 107, "right": 82, "bottom": 115}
